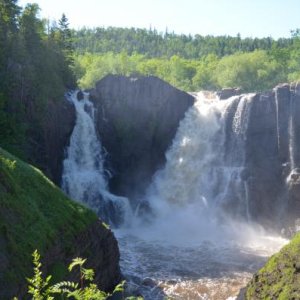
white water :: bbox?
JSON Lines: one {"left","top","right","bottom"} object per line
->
{"left": 62, "top": 91, "right": 287, "bottom": 299}
{"left": 116, "top": 92, "right": 287, "bottom": 299}
{"left": 62, "top": 91, "right": 132, "bottom": 226}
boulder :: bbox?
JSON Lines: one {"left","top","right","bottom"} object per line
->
{"left": 217, "top": 87, "right": 242, "bottom": 100}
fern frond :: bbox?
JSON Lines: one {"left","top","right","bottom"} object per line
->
{"left": 82, "top": 268, "right": 94, "bottom": 281}
{"left": 113, "top": 280, "right": 125, "bottom": 293}
{"left": 68, "top": 257, "right": 87, "bottom": 271}
{"left": 51, "top": 280, "right": 78, "bottom": 292}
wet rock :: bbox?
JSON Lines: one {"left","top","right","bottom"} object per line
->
{"left": 77, "top": 90, "right": 84, "bottom": 101}
{"left": 142, "top": 277, "right": 156, "bottom": 287}
{"left": 217, "top": 87, "right": 241, "bottom": 100}
{"left": 289, "top": 168, "right": 300, "bottom": 183}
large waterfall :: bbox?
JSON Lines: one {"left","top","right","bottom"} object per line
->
{"left": 62, "top": 90, "right": 287, "bottom": 299}
{"left": 116, "top": 92, "right": 287, "bottom": 299}
{"left": 142, "top": 92, "right": 256, "bottom": 233}
{"left": 62, "top": 91, "right": 131, "bottom": 226}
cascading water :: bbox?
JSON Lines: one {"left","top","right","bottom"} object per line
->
{"left": 116, "top": 92, "right": 287, "bottom": 299}
{"left": 143, "top": 92, "right": 255, "bottom": 226}
{"left": 62, "top": 90, "right": 287, "bottom": 299}
{"left": 62, "top": 91, "right": 131, "bottom": 226}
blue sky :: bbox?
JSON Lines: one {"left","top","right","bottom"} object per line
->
{"left": 18, "top": 0, "right": 299, "bottom": 38}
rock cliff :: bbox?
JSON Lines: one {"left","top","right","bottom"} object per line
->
{"left": 32, "top": 97, "right": 76, "bottom": 185}
{"left": 89, "top": 75, "right": 195, "bottom": 200}
{"left": 24, "top": 78, "right": 300, "bottom": 229}
{"left": 218, "top": 84, "right": 300, "bottom": 229}
{"left": 218, "top": 83, "right": 300, "bottom": 228}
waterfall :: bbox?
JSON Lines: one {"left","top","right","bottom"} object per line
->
{"left": 144, "top": 92, "right": 255, "bottom": 231}
{"left": 62, "top": 91, "right": 132, "bottom": 227}
{"left": 117, "top": 92, "right": 287, "bottom": 300}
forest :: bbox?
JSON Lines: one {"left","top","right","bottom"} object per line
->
{"left": 0, "top": 0, "right": 74, "bottom": 157}
{"left": 73, "top": 27, "right": 300, "bottom": 92}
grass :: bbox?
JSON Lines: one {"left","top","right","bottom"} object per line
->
{"left": 0, "top": 147, "right": 98, "bottom": 295}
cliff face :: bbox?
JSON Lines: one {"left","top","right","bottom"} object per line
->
{"left": 43, "top": 220, "right": 121, "bottom": 293}
{"left": 91, "top": 76, "right": 194, "bottom": 198}
{"left": 0, "top": 148, "right": 121, "bottom": 299}
{"left": 89, "top": 75, "right": 195, "bottom": 200}
{"left": 218, "top": 83, "right": 300, "bottom": 228}
{"left": 21, "top": 78, "right": 300, "bottom": 229}
{"left": 30, "top": 97, "right": 76, "bottom": 185}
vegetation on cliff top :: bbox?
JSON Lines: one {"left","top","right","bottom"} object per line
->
{"left": 73, "top": 27, "right": 300, "bottom": 92}
{"left": 245, "top": 232, "right": 300, "bottom": 299}
{"left": 0, "top": 147, "right": 98, "bottom": 296}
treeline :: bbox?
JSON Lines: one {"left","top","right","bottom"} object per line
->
{"left": 0, "top": 0, "right": 74, "bottom": 157}
{"left": 75, "top": 46, "right": 300, "bottom": 92}
{"left": 73, "top": 27, "right": 300, "bottom": 92}
{"left": 73, "top": 27, "right": 293, "bottom": 59}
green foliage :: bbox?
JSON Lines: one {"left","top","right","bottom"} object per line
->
{"left": 18, "top": 250, "right": 142, "bottom": 300}
{"left": 27, "top": 250, "right": 54, "bottom": 300}
{"left": 0, "top": 1, "right": 75, "bottom": 158}
{"left": 73, "top": 27, "right": 300, "bottom": 92}
{"left": 213, "top": 50, "right": 283, "bottom": 92}
{"left": 0, "top": 147, "right": 98, "bottom": 296}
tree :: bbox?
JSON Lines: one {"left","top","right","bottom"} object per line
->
{"left": 58, "top": 13, "right": 74, "bottom": 63}
{"left": 213, "top": 50, "right": 283, "bottom": 92}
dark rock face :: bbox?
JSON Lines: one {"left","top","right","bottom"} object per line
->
{"left": 221, "top": 83, "right": 300, "bottom": 228}
{"left": 89, "top": 75, "right": 195, "bottom": 200}
{"left": 35, "top": 98, "right": 75, "bottom": 185}
{"left": 244, "top": 92, "right": 282, "bottom": 227}
{"left": 217, "top": 87, "right": 242, "bottom": 100}
{"left": 15, "top": 220, "right": 121, "bottom": 298}
{"left": 43, "top": 220, "right": 121, "bottom": 293}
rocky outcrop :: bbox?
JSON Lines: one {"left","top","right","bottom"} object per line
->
{"left": 217, "top": 87, "right": 242, "bottom": 99}
{"left": 220, "top": 82, "right": 300, "bottom": 228}
{"left": 26, "top": 97, "right": 76, "bottom": 185}
{"left": 244, "top": 233, "right": 300, "bottom": 299}
{"left": 89, "top": 75, "right": 195, "bottom": 200}
{"left": 41, "top": 98, "right": 76, "bottom": 184}
{"left": 15, "top": 220, "right": 121, "bottom": 298}
{"left": 43, "top": 220, "right": 121, "bottom": 293}
{"left": 243, "top": 91, "right": 282, "bottom": 227}
{"left": 0, "top": 148, "right": 121, "bottom": 299}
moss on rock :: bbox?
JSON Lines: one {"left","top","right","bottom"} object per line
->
{"left": 245, "top": 233, "right": 300, "bottom": 299}
{"left": 0, "top": 147, "right": 99, "bottom": 297}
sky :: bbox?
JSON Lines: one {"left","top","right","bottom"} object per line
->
{"left": 18, "top": 0, "right": 300, "bottom": 39}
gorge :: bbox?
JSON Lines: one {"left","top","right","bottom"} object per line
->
{"left": 58, "top": 76, "right": 300, "bottom": 299}
{"left": 2, "top": 3, "right": 300, "bottom": 298}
